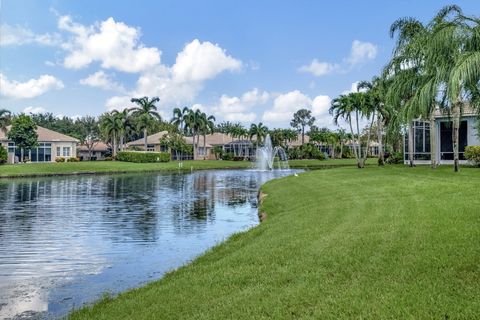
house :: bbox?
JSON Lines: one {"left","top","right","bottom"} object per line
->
{"left": 404, "top": 107, "right": 479, "bottom": 165}
{"left": 0, "top": 126, "right": 78, "bottom": 164}
{"left": 127, "top": 132, "right": 232, "bottom": 160}
{"left": 77, "top": 142, "right": 111, "bottom": 161}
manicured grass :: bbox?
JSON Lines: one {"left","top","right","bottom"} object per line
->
{"left": 69, "top": 166, "right": 480, "bottom": 319}
{"left": 0, "top": 158, "right": 360, "bottom": 178}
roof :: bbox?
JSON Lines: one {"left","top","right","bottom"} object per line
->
{"left": 433, "top": 105, "right": 478, "bottom": 118}
{"left": 127, "top": 131, "right": 169, "bottom": 145}
{"left": 0, "top": 125, "right": 79, "bottom": 142}
{"left": 286, "top": 134, "right": 310, "bottom": 147}
{"left": 78, "top": 141, "right": 110, "bottom": 152}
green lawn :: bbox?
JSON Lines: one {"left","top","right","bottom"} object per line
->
{"left": 0, "top": 158, "right": 360, "bottom": 178}
{"left": 69, "top": 166, "right": 480, "bottom": 319}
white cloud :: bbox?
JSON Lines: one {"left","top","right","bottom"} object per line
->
{"left": 211, "top": 88, "right": 269, "bottom": 123}
{"left": 58, "top": 16, "right": 161, "bottom": 72}
{"left": 172, "top": 39, "right": 242, "bottom": 82}
{"left": 262, "top": 90, "right": 333, "bottom": 127}
{"left": 107, "top": 39, "right": 242, "bottom": 113}
{"left": 0, "top": 73, "right": 64, "bottom": 99}
{"left": 105, "top": 96, "right": 134, "bottom": 112}
{"left": 23, "top": 106, "right": 47, "bottom": 114}
{"left": 299, "top": 40, "right": 377, "bottom": 77}
{"left": 0, "top": 24, "right": 61, "bottom": 46}
{"left": 347, "top": 40, "right": 377, "bottom": 65}
{"left": 80, "top": 71, "right": 124, "bottom": 92}
{"left": 298, "top": 59, "right": 339, "bottom": 76}
{"left": 262, "top": 90, "right": 311, "bottom": 123}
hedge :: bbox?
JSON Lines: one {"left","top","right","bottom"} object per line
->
{"left": 116, "top": 151, "right": 170, "bottom": 163}
{"left": 465, "top": 146, "right": 480, "bottom": 167}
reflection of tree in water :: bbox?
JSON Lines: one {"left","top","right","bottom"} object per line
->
{"left": 215, "top": 174, "right": 258, "bottom": 207}
{"left": 169, "top": 172, "right": 216, "bottom": 235}
{"left": 102, "top": 174, "right": 162, "bottom": 243}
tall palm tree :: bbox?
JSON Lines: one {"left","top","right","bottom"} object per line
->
{"left": 100, "top": 112, "right": 123, "bottom": 158}
{"left": 0, "top": 109, "right": 11, "bottom": 134}
{"left": 249, "top": 122, "right": 268, "bottom": 148}
{"left": 184, "top": 109, "right": 204, "bottom": 160}
{"left": 200, "top": 113, "right": 216, "bottom": 160}
{"left": 112, "top": 109, "right": 134, "bottom": 151}
{"left": 129, "top": 97, "right": 161, "bottom": 150}
{"left": 171, "top": 106, "right": 190, "bottom": 134}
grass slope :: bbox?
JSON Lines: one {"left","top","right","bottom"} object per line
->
{"left": 0, "top": 159, "right": 359, "bottom": 178}
{"left": 69, "top": 166, "right": 480, "bottom": 319}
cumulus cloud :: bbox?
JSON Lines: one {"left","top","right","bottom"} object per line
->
{"left": 172, "top": 39, "right": 242, "bottom": 83}
{"left": 298, "top": 59, "right": 339, "bottom": 76}
{"left": 211, "top": 88, "right": 269, "bottom": 123}
{"left": 347, "top": 40, "right": 378, "bottom": 66}
{"left": 262, "top": 90, "right": 333, "bottom": 127}
{"left": 79, "top": 71, "right": 124, "bottom": 92}
{"left": 299, "top": 40, "right": 377, "bottom": 77}
{"left": 0, "top": 24, "right": 61, "bottom": 46}
{"left": 106, "top": 39, "right": 242, "bottom": 112}
{"left": 0, "top": 73, "right": 64, "bottom": 99}
{"left": 58, "top": 16, "right": 161, "bottom": 72}
{"left": 23, "top": 106, "right": 47, "bottom": 114}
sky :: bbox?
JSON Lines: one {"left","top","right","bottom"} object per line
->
{"left": 1, "top": 0, "right": 479, "bottom": 129}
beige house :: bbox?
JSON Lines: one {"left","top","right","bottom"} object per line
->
{"left": 78, "top": 142, "right": 110, "bottom": 161}
{"left": 0, "top": 126, "right": 78, "bottom": 164}
{"left": 127, "top": 132, "right": 233, "bottom": 160}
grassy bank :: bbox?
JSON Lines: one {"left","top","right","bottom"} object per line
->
{"left": 0, "top": 158, "right": 360, "bottom": 178}
{"left": 69, "top": 166, "right": 480, "bottom": 319}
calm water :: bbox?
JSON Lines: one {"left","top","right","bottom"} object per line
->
{"left": 0, "top": 169, "right": 297, "bottom": 319}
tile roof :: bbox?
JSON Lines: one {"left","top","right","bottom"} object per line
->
{"left": 0, "top": 125, "right": 79, "bottom": 142}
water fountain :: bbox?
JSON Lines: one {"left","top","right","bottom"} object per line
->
{"left": 255, "top": 134, "right": 290, "bottom": 170}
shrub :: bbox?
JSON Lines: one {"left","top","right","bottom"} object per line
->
{"left": 55, "top": 157, "right": 65, "bottom": 163}
{"left": 221, "top": 152, "right": 234, "bottom": 161}
{"left": 116, "top": 151, "right": 170, "bottom": 163}
{"left": 104, "top": 156, "right": 113, "bottom": 161}
{"left": 0, "top": 145, "right": 7, "bottom": 164}
{"left": 288, "top": 143, "right": 323, "bottom": 160}
{"left": 465, "top": 146, "right": 480, "bottom": 167}
{"left": 385, "top": 152, "right": 403, "bottom": 164}
{"left": 67, "top": 157, "right": 79, "bottom": 162}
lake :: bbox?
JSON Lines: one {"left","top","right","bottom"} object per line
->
{"left": 0, "top": 169, "right": 296, "bottom": 319}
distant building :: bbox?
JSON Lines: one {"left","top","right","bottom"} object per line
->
{"left": 404, "top": 107, "right": 479, "bottom": 165}
{"left": 0, "top": 126, "right": 78, "bottom": 164}
{"left": 77, "top": 142, "right": 111, "bottom": 161}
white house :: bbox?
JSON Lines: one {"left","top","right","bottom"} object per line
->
{"left": 404, "top": 108, "right": 479, "bottom": 165}
{"left": 0, "top": 126, "right": 79, "bottom": 164}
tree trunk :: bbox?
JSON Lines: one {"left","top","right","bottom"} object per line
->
{"left": 340, "top": 141, "right": 344, "bottom": 159}
{"left": 355, "top": 110, "right": 363, "bottom": 168}
{"left": 193, "top": 131, "right": 197, "bottom": 160}
{"left": 429, "top": 111, "right": 437, "bottom": 169}
{"left": 408, "top": 122, "right": 414, "bottom": 167}
{"left": 363, "top": 111, "right": 376, "bottom": 168}
{"left": 377, "top": 115, "right": 384, "bottom": 166}
{"left": 113, "top": 132, "right": 117, "bottom": 158}
{"left": 301, "top": 126, "right": 305, "bottom": 145}
{"left": 203, "top": 134, "right": 207, "bottom": 160}
{"left": 348, "top": 117, "right": 359, "bottom": 165}
{"left": 452, "top": 103, "right": 461, "bottom": 172}
{"left": 143, "top": 128, "right": 148, "bottom": 151}
{"left": 120, "top": 136, "right": 124, "bottom": 151}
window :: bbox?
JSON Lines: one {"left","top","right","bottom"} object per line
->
{"left": 57, "top": 147, "right": 61, "bottom": 157}
{"left": 8, "top": 142, "right": 15, "bottom": 153}
{"left": 146, "top": 144, "right": 155, "bottom": 152}
{"left": 63, "top": 147, "right": 70, "bottom": 157}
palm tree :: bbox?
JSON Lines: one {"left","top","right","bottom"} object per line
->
{"left": 129, "top": 97, "right": 161, "bottom": 150}
{"left": 0, "top": 109, "right": 11, "bottom": 134}
{"left": 184, "top": 109, "right": 204, "bottom": 160}
{"left": 112, "top": 109, "right": 134, "bottom": 151}
{"left": 200, "top": 113, "right": 215, "bottom": 160}
{"left": 171, "top": 106, "right": 190, "bottom": 134}
{"left": 249, "top": 122, "right": 268, "bottom": 148}
{"left": 100, "top": 112, "right": 123, "bottom": 158}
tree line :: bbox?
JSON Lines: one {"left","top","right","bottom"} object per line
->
{"left": 330, "top": 5, "right": 480, "bottom": 171}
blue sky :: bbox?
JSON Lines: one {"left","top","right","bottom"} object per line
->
{"left": 1, "top": 0, "right": 479, "bottom": 128}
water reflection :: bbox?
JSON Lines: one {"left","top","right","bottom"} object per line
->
{"left": 0, "top": 169, "right": 297, "bottom": 319}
